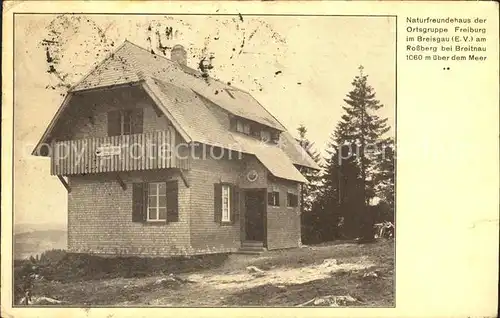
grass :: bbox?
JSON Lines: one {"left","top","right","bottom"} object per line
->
{"left": 14, "top": 240, "right": 394, "bottom": 307}
{"left": 14, "top": 250, "right": 229, "bottom": 304}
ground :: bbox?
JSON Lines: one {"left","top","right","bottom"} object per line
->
{"left": 15, "top": 240, "right": 394, "bottom": 307}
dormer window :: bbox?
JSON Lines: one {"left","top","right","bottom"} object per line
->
{"left": 271, "top": 131, "right": 281, "bottom": 144}
{"left": 236, "top": 119, "right": 250, "bottom": 135}
{"left": 260, "top": 130, "right": 271, "bottom": 143}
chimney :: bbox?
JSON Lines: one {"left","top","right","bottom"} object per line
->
{"left": 170, "top": 44, "right": 187, "bottom": 65}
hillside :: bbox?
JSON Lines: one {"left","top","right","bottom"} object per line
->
{"left": 14, "top": 229, "right": 67, "bottom": 260}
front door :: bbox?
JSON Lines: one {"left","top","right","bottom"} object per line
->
{"left": 244, "top": 189, "right": 266, "bottom": 242}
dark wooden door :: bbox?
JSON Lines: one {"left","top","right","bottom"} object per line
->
{"left": 244, "top": 190, "right": 265, "bottom": 242}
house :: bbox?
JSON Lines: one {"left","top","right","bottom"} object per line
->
{"left": 32, "top": 41, "right": 320, "bottom": 256}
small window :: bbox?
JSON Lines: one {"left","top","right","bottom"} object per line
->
{"left": 250, "top": 124, "right": 261, "bottom": 138}
{"left": 271, "top": 132, "right": 280, "bottom": 144}
{"left": 287, "top": 192, "right": 299, "bottom": 208}
{"left": 108, "top": 109, "right": 143, "bottom": 136}
{"left": 236, "top": 119, "right": 250, "bottom": 135}
{"left": 268, "top": 190, "right": 280, "bottom": 207}
{"left": 221, "top": 184, "right": 231, "bottom": 222}
{"left": 148, "top": 182, "right": 167, "bottom": 221}
{"left": 260, "top": 130, "right": 271, "bottom": 142}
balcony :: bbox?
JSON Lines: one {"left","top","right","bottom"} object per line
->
{"left": 50, "top": 131, "right": 189, "bottom": 176}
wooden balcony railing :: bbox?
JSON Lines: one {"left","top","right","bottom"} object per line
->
{"left": 51, "top": 131, "right": 189, "bottom": 175}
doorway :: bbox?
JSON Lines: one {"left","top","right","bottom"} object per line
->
{"left": 244, "top": 189, "right": 266, "bottom": 243}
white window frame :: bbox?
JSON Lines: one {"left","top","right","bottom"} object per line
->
{"left": 221, "top": 185, "right": 231, "bottom": 222}
{"left": 147, "top": 182, "right": 167, "bottom": 221}
{"left": 269, "top": 185, "right": 280, "bottom": 207}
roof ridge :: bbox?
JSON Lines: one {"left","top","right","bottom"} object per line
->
{"left": 123, "top": 40, "right": 253, "bottom": 94}
{"left": 124, "top": 40, "right": 203, "bottom": 75}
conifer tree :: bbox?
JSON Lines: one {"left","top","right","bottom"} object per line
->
{"left": 341, "top": 65, "right": 391, "bottom": 207}
{"left": 318, "top": 65, "right": 392, "bottom": 240}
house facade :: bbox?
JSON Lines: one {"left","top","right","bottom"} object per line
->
{"left": 33, "top": 41, "right": 319, "bottom": 256}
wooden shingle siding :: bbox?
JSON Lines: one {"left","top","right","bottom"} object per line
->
{"left": 68, "top": 171, "right": 192, "bottom": 256}
{"left": 52, "top": 130, "right": 189, "bottom": 175}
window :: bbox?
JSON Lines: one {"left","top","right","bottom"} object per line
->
{"left": 260, "top": 130, "right": 271, "bottom": 142}
{"left": 108, "top": 109, "right": 143, "bottom": 136}
{"left": 250, "top": 124, "right": 261, "bottom": 138}
{"left": 287, "top": 192, "right": 299, "bottom": 207}
{"left": 147, "top": 182, "right": 167, "bottom": 221}
{"left": 221, "top": 185, "right": 231, "bottom": 222}
{"left": 236, "top": 119, "right": 250, "bottom": 135}
{"left": 271, "top": 131, "right": 281, "bottom": 144}
{"left": 214, "top": 183, "right": 239, "bottom": 224}
{"left": 132, "top": 181, "right": 178, "bottom": 223}
{"left": 268, "top": 189, "right": 280, "bottom": 207}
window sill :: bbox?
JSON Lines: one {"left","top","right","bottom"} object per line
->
{"left": 145, "top": 220, "right": 167, "bottom": 224}
{"left": 220, "top": 221, "right": 234, "bottom": 226}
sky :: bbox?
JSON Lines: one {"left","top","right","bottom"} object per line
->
{"left": 13, "top": 14, "right": 395, "bottom": 226}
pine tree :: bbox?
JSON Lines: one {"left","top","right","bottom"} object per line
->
{"left": 318, "top": 65, "right": 392, "bottom": 240}
{"left": 320, "top": 120, "right": 365, "bottom": 239}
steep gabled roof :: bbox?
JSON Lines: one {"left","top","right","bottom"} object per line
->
{"left": 72, "top": 41, "right": 286, "bottom": 131}
{"left": 34, "top": 41, "right": 319, "bottom": 179}
{"left": 145, "top": 78, "right": 240, "bottom": 150}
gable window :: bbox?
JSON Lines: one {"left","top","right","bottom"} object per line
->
{"left": 214, "top": 183, "right": 239, "bottom": 224}
{"left": 268, "top": 188, "right": 280, "bottom": 207}
{"left": 108, "top": 109, "right": 143, "bottom": 136}
{"left": 132, "top": 180, "right": 178, "bottom": 223}
{"left": 287, "top": 192, "right": 299, "bottom": 208}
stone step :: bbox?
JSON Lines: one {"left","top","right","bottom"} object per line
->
{"left": 239, "top": 247, "right": 265, "bottom": 252}
{"left": 234, "top": 249, "right": 264, "bottom": 255}
{"left": 241, "top": 241, "right": 264, "bottom": 247}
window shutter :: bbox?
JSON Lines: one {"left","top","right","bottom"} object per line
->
{"left": 131, "top": 109, "right": 143, "bottom": 134}
{"left": 276, "top": 192, "right": 280, "bottom": 206}
{"left": 166, "top": 180, "right": 178, "bottom": 222}
{"left": 231, "top": 185, "right": 239, "bottom": 224}
{"left": 214, "top": 183, "right": 222, "bottom": 223}
{"left": 267, "top": 192, "right": 273, "bottom": 206}
{"left": 107, "top": 110, "right": 121, "bottom": 136}
{"left": 132, "top": 183, "right": 145, "bottom": 222}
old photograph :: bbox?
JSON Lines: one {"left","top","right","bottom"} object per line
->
{"left": 12, "top": 13, "right": 395, "bottom": 307}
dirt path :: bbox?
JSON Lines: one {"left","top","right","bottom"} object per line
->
{"left": 29, "top": 240, "right": 394, "bottom": 306}
{"left": 114, "top": 243, "right": 388, "bottom": 306}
